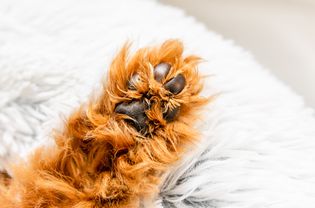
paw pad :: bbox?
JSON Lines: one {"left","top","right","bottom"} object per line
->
{"left": 153, "top": 63, "right": 171, "bottom": 82}
{"left": 115, "top": 62, "right": 186, "bottom": 133}
{"left": 115, "top": 100, "right": 148, "bottom": 132}
{"left": 127, "top": 73, "right": 140, "bottom": 90}
{"left": 164, "top": 74, "right": 185, "bottom": 95}
{"left": 163, "top": 106, "right": 180, "bottom": 122}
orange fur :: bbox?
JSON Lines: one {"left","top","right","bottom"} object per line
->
{"left": 0, "top": 40, "right": 209, "bottom": 207}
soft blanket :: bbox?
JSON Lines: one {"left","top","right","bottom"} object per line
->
{"left": 1, "top": 0, "right": 315, "bottom": 207}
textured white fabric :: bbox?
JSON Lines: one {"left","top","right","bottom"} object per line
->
{"left": 1, "top": 0, "right": 315, "bottom": 207}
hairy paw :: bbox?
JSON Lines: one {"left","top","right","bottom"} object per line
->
{"left": 106, "top": 40, "right": 207, "bottom": 138}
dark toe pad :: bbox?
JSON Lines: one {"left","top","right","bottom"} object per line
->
{"left": 154, "top": 63, "right": 171, "bottom": 82}
{"left": 164, "top": 74, "right": 186, "bottom": 95}
{"left": 163, "top": 106, "right": 180, "bottom": 122}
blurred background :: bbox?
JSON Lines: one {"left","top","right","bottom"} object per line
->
{"left": 161, "top": 0, "right": 315, "bottom": 109}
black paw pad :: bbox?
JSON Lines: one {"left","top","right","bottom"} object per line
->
{"left": 163, "top": 106, "right": 180, "bottom": 122}
{"left": 154, "top": 63, "right": 171, "bottom": 82}
{"left": 164, "top": 74, "right": 186, "bottom": 95}
{"left": 115, "top": 100, "right": 148, "bottom": 131}
{"left": 127, "top": 73, "right": 140, "bottom": 90}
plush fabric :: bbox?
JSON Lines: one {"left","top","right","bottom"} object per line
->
{"left": 0, "top": 0, "right": 315, "bottom": 207}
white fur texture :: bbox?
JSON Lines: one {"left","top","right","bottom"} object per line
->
{"left": 1, "top": 0, "right": 315, "bottom": 207}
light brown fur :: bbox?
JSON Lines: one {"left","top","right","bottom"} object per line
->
{"left": 0, "top": 40, "right": 208, "bottom": 207}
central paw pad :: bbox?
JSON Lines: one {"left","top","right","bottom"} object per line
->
{"left": 115, "top": 62, "right": 186, "bottom": 133}
{"left": 115, "top": 100, "right": 148, "bottom": 132}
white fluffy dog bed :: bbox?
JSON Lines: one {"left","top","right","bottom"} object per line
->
{"left": 1, "top": 0, "right": 315, "bottom": 207}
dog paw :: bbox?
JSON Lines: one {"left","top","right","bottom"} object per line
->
{"left": 106, "top": 40, "right": 205, "bottom": 136}
{"left": 115, "top": 62, "right": 186, "bottom": 131}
